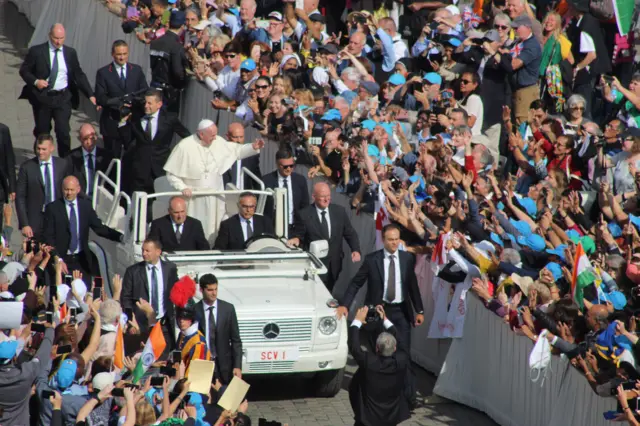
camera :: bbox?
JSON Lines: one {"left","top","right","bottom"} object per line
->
{"left": 106, "top": 89, "right": 147, "bottom": 120}
{"left": 365, "top": 305, "right": 380, "bottom": 323}
{"left": 390, "top": 176, "right": 402, "bottom": 191}
{"left": 353, "top": 14, "right": 367, "bottom": 24}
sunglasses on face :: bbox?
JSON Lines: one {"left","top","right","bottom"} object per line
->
{"left": 494, "top": 24, "right": 509, "bottom": 30}
{"left": 570, "top": 106, "right": 585, "bottom": 111}
{"left": 224, "top": 54, "right": 237, "bottom": 59}
{"left": 280, "top": 164, "right": 295, "bottom": 169}
{"left": 460, "top": 79, "right": 473, "bottom": 84}
{"left": 255, "top": 84, "right": 269, "bottom": 89}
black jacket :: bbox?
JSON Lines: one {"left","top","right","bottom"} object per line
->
{"left": 213, "top": 214, "right": 274, "bottom": 250}
{"left": 0, "top": 123, "right": 16, "bottom": 201}
{"left": 262, "top": 171, "right": 309, "bottom": 227}
{"left": 66, "top": 147, "right": 114, "bottom": 195}
{"left": 149, "top": 31, "right": 187, "bottom": 88}
{"left": 148, "top": 215, "right": 210, "bottom": 252}
{"left": 566, "top": 13, "right": 612, "bottom": 80}
{"left": 222, "top": 154, "right": 261, "bottom": 190}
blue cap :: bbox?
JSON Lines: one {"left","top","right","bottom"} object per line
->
{"left": 377, "top": 122, "right": 394, "bottom": 137}
{"left": 0, "top": 340, "right": 18, "bottom": 361}
{"left": 168, "top": 0, "right": 177, "bottom": 3}
{"left": 629, "top": 214, "right": 640, "bottom": 229}
{"left": 169, "top": 10, "right": 186, "bottom": 27}
{"left": 446, "top": 38, "right": 462, "bottom": 47}
{"left": 321, "top": 109, "right": 342, "bottom": 122}
{"left": 240, "top": 58, "right": 256, "bottom": 71}
{"left": 387, "top": 73, "right": 406, "bottom": 86}
{"left": 601, "top": 290, "right": 627, "bottom": 310}
{"left": 409, "top": 175, "right": 425, "bottom": 191}
{"left": 608, "top": 222, "right": 623, "bottom": 238}
{"left": 545, "top": 262, "right": 563, "bottom": 281}
{"left": 546, "top": 244, "right": 568, "bottom": 262}
{"left": 510, "top": 219, "right": 532, "bottom": 237}
{"left": 518, "top": 197, "right": 537, "bottom": 217}
{"left": 496, "top": 201, "right": 505, "bottom": 211}
{"left": 361, "top": 119, "right": 377, "bottom": 131}
{"left": 565, "top": 229, "right": 581, "bottom": 243}
{"left": 517, "top": 234, "right": 546, "bottom": 251}
{"left": 367, "top": 144, "right": 380, "bottom": 158}
{"left": 56, "top": 359, "right": 78, "bottom": 389}
{"left": 423, "top": 72, "right": 442, "bottom": 85}
{"left": 490, "top": 232, "right": 504, "bottom": 247}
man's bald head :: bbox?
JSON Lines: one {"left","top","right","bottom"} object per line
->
{"left": 226, "top": 123, "right": 245, "bottom": 144}
{"left": 239, "top": 0, "right": 256, "bottom": 21}
{"left": 348, "top": 32, "right": 366, "bottom": 55}
{"left": 168, "top": 196, "right": 187, "bottom": 224}
{"left": 78, "top": 124, "right": 97, "bottom": 152}
{"left": 63, "top": 175, "right": 81, "bottom": 201}
{"left": 313, "top": 182, "right": 331, "bottom": 208}
{"left": 586, "top": 304, "right": 610, "bottom": 332}
{"left": 49, "top": 23, "right": 65, "bottom": 49}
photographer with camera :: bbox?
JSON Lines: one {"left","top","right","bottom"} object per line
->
{"left": 348, "top": 305, "right": 410, "bottom": 426}
{"left": 95, "top": 40, "right": 149, "bottom": 159}
{"left": 601, "top": 74, "right": 640, "bottom": 130}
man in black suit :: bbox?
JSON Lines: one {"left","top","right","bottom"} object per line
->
{"left": 222, "top": 123, "right": 261, "bottom": 190}
{"left": 66, "top": 124, "right": 114, "bottom": 197}
{"left": 349, "top": 306, "right": 410, "bottom": 426}
{"left": 121, "top": 237, "right": 179, "bottom": 350}
{"left": 95, "top": 40, "right": 149, "bottom": 158}
{"left": 16, "top": 134, "right": 68, "bottom": 239}
{"left": 338, "top": 223, "right": 424, "bottom": 405}
{"left": 214, "top": 192, "right": 274, "bottom": 250}
{"left": 41, "top": 176, "right": 123, "bottom": 283}
{"left": 19, "top": 24, "right": 96, "bottom": 157}
{"left": 289, "top": 182, "right": 360, "bottom": 293}
{"left": 148, "top": 196, "right": 209, "bottom": 251}
{"left": 194, "top": 274, "right": 242, "bottom": 384}
{"left": 0, "top": 123, "right": 16, "bottom": 228}
{"left": 118, "top": 89, "right": 190, "bottom": 195}
{"left": 262, "top": 149, "right": 309, "bottom": 236}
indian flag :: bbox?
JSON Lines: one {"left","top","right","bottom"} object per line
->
{"left": 113, "top": 323, "right": 125, "bottom": 370}
{"left": 571, "top": 242, "right": 596, "bottom": 309}
{"left": 131, "top": 322, "right": 166, "bottom": 384}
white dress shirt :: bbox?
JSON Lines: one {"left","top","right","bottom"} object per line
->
{"left": 146, "top": 261, "right": 165, "bottom": 319}
{"left": 241, "top": 216, "right": 254, "bottom": 241}
{"left": 40, "top": 160, "right": 55, "bottom": 203}
{"left": 315, "top": 205, "right": 331, "bottom": 238}
{"left": 65, "top": 199, "right": 80, "bottom": 255}
{"left": 278, "top": 173, "right": 293, "bottom": 223}
{"left": 203, "top": 66, "right": 240, "bottom": 100}
{"left": 114, "top": 62, "right": 127, "bottom": 80}
{"left": 202, "top": 299, "right": 218, "bottom": 351}
{"left": 83, "top": 148, "right": 96, "bottom": 191}
{"left": 170, "top": 219, "right": 184, "bottom": 235}
{"left": 383, "top": 249, "right": 403, "bottom": 303}
{"left": 142, "top": 110, "right": 159, "bottom": 139}
{"left": 48, "top": 43, "right": 68, "bottom": 91}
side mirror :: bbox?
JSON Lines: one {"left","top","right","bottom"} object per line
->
{"left": 309, "top": 240, "right": 329, "bottom": 259}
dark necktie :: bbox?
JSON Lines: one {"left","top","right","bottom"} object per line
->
{"left": 245, "top": 218, "right": 253, "bottom": 240}
{"left": 68, "top": 202, "right": 78, "bottom": 252}
{"left": 208, "top": 306, "right": 217, "bottom": 358}
{"left": 150, "top": 265, "right": 159, "bottom": 315}
{"left": 175, "top": 224, "right": 182, "bottom": 244}
{"left": 43, "top": 162, "right": 52, "bottom": 205}
{"left": 49, "top": 48, "right": 60, "bottom": 87}
{"left": 144, "top": 115, "right": 153, "bottom": 140}
{"left": 86, "top": 153, "right": 94, "bottom": 195}
{"left": 119, "top": 66, "right": 126, "bottom": 87}
{"left": 320, "top": 210, "right": 329, "bottom": 239}
{"left": 386, "top": 254, "right": 396, "bottom": 302}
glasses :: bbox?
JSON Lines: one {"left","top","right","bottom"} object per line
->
{"left": 280, "top": 164, "right": 295, "bottom": 169}
{"left": 460, "top": 79, "right": 473, "bottom": 84}
{"left": 224, "top": 54, "right": 237, "bottom": 59}
{"left": 494, "top": 24, "right": 509, "bottom": 30}
{"left": 248, "top": 89, "right": 256, "bottom": 93}
{"left": 255, "top": 84, "right": 269, "bottom": 89}
{"left": 240, "top": 204, "right": 256, "bottom": 209}
{"left": 570, "top": 106, "right": 585, "bottom": 111}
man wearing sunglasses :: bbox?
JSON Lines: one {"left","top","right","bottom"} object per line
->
{"left": 204, "top": 43, "right": 242, "bottom": 108}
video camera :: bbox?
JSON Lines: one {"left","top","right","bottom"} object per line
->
{"left": 106, "top": 88, "right": 148, "bottom": 120}
{"left": 365, "top": 305, "right": 381, "bottom": 324}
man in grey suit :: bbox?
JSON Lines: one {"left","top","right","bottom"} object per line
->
{"left": 16, "top": 134, "right": 68, "bottom": 239}
{"left": 120, "top": 237, "right": 179, "bottom": 351}
{"left": 194, "top": 273, "right": 242, "bottom": 384}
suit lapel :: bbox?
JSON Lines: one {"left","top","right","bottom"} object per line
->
{"left": 154, "top": 111, "right": 166, "bottom": 142}
{"left": 376, "top": 250, "right": 385, "bottom": 284}
{"left": 34, "top": 159, "right": 44, "bottom": 189}
{"left": 44, "top": 43, "right": 52, "bottom": 71}
{"left": 141, "top": 262, "right": 151, "bottom": 298}
{"left": 328, "top": 205, "right": 338, "bottom": 241}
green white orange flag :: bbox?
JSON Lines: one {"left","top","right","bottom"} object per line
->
{"left": 113, "top": 323, "right": 125, "bottom": 370}
{"left": 571, "top": 242, "right": 596, "bottom": 309}
{"left": 131, "top": 322, "right": 166, "bottom": 383}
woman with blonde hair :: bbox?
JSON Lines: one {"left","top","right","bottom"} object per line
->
{"left": 290, "top": 89, "right": 314, "bottom": 109}
{"left": 273, "top": 75, "right": 293, "bottom": 97}
{"left": 539, "top": 11, "right": 574, "bottom": 114}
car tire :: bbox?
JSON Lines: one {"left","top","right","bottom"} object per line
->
{"left": 314, "top": 367, "right": 345, "bottom": 397}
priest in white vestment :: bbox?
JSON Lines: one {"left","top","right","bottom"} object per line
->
{"left": 163, "top": 119, "right": 263, "bottom": 243}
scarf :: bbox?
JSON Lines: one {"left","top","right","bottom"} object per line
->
{"left": 539, "top": 35, "right": 563, "bottom": 76}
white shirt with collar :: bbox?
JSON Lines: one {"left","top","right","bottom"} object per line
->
{"left": 48, "top": 43, "right": 68, "bottom": 91}
{"left": 113, "top": 61, "right": 127, "bottom": 80}
{"left": 278, "top": 173, "right": 294, "bottom": 224}
{"left": 65, "top": 198, "right": 80, "bottom": 255}
{"left": 82, "top": 148, "right": 96, "bottom": 190}
{"left": 383, "top": 249, "right": 403, "bottom": 303}
{"left": 202, "top": 299, "right": 218, "bottom": 350}
{"left": 241, "top": 215, "right": 254, "bottom": 241}
{"left": 142, "top": 110, "right": 159, "bottom": 139}
{"left": 170, "top": 219, "right": 184, "bottom": 236}
{"left": 315, "top": 205, "right": 331, "bottom": 238}
{"left": 39, "top": 159, "right": 55, "bottom": 204}
{"left": 146, "top": 260, "right": 165, "bottom": 319}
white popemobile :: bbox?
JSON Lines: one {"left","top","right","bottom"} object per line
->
{"left": 86, "top": 159, "right": 347, "bottom": 397}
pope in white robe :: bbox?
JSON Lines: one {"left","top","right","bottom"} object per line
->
{"left": 163, "top": 119, "right": 263, "bottom": 243}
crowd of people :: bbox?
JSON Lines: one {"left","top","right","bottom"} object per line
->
{"left": 2, "top": 0, "right": 640, "bottom": 423}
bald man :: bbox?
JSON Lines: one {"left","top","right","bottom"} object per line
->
{"left": 290, "top": 182, "right": 360, "bottom": 293}
{"left": 222, "top": 123, "right": 261, "bottom": 190}
{"left": 148, "top": 196, "right": 210, "bottom": 251}
{"left": 19, "top": 23, "right": 96, "bottom": 157}
{"left": 67, "top": 124, "right": 114, "bottom": 197}
{"left": 42, "top": 175, "right": 123, "bottom": 282}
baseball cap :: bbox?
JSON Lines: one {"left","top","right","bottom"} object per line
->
{"left": 565, "top": 229, "right": 581, "bottom": 243}
{"left": 56, "top": 359, "right": 78, "bottom": 389}
{"left": 623, "top": 127, "right": 640, "bottom": 139}
{"left": 240, "top": 59, "right": 256, "bottom": 71}
{"left": 321, "top": 109, "right": 342, "bottom": 122}
{"left": 608, "top": 222, "right": 623, "bottom": 238}
{"left": 511, "top": 15, "right": 533, "bottom": 28}
{"left": 361, "top": 119, "right": 377, "bottom": 131}
{"left": 445, "top": 5, "right": 460, "bottom": 15}
{"left": 359, "top": 80, "right": 380, "bottom": 95}
{"left": 268, "top": 11, "right": 283, "bottom": 21}
{"left": 517, "top": 197, "right": 537, "bottom": 217}
{"left": 446, "top": 38, "right": 462, "bottom": 47}
{"left": 309, "top": 13, "right": 326, "bottom": 23}
{"left": 423, "top": 72, "right": 442, "bottom": 85}
{"left": 0, "top": 340, "right": 18, "bottom": 362}
{"left": 546, "top": 244, "right": 568, "bottom": 262}
{"left": 601, "top": 290, "right": 627, "bottom": 310}
{"left": 509, "top": 219, "right": 532, "bottom": 237}
{"left": 169, "top": 10, "right": 186, "bottom": 28}
{"left": 580, "top": 236, "right": 596, "bottom": 255}
{"left": 483, "top": 29, "right": 501, "bottom": 43}
{"left": 545, "top": 262, "right": 563, "bottom": 281}
{"left": 92, "top": 372, "right": 115, "bottom": 391}
{"left": 511, "top": 274, "right": 534, "bottom": 296}
{"left": 388, "top": 73, "right": 406, "bottom": 86}
{"left": 193, "top": 20, "right": 211, "bottom": 31}
{"left": 516, "top": 233, "right": 546, "bottom": 251}
{"left": 317, "top": 43, "right": 338, "bottom": 55}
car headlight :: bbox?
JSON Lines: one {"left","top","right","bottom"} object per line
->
{"left": 318, "top": 316, "right": 337, "bottom": 335}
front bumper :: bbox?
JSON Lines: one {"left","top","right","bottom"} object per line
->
{"left": 241, "top": 343, "right": 348, "bottom": 374}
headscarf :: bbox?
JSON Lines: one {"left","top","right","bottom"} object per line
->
{"left": 280, "top": 53, "right": 301, "bottom": 70}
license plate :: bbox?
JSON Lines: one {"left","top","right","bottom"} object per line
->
{"left": 247, "top": 347, "right": 300, "bottom": 362}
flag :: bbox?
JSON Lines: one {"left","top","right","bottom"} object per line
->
{"left": 510, "top": 43, "right": 523, "bottom": 58}
{"left": 114, "top": 323, "right": 125, "bottom": 370}
{"left": 462, "top": 6, "right": 482, "bottom": 28}
{"left": 613, "top": 0, "right": 634, "bottom": 35}
{"left": 571, "top": 242, "right": 596, "bottom": 309}
{"left": 131, "top": 322, "right": 166, "bottom": 384}
{"left": 431, "top": 233, "right": 450, "bottom": 273}
{"left": 374, "top": 186, "right": 390, "bottom": 250}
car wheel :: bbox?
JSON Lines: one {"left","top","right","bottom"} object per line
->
{"left": 314, "top": 367, "right": 345, "bottom": 397}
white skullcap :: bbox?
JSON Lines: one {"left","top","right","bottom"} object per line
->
{"left": 67, "top": 279, "right": 87, "bottom": 309}
{"left": 92, "top": 372, "right": 115, "bottom": 391}
{"left": 312, "top": 67, "right": 329, "bottom": 86}
{"left": 197, "top": 119, "right": 215, "bottom": 131}
{"left": 445, "top": 5, "right": 460, "bottom": 15}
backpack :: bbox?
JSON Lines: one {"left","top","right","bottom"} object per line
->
{"left": 590, "top": 0, "right": 615, "bottom": 21}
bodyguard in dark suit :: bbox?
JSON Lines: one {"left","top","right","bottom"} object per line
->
{"left": 19, "top": 24, "right": 96, "bottom": 157}
{"left": 95, "top": 40, "right": 149, "bottom": 158}
{"left": 118, "top": 89, "right": 190, "bottom": 195}
{"left": 0, "top": 123, "right": 16, "bottom": 227}
{"left": 290, "top": 182, "right": 360, "bottom": 293}
{"left": 16, "top": 134, "right": 68, "bottom": 239}
{"left": 222, "top": 123, "right": 261, "bottom": 190}
{"left": 338, "top": 223, "right": 424, "bottom": 405}
{"left": 349, "top": 306, "right": 410, "bottom": 426}
{"left": 41, "top": 176, "right": 123, "bottom": 283}
{"left": 66, "top": 124, "right": 114, "bottom": 197}
{"left": 262, "top": 150, "right": 310, "bottom": 235}
{"left": 194, "top": 274, "right": 243, "bottom": 384}
{"left": 121, "top": 238, "right": 180, "bottom": 349}
{"left": 148, "top": 196, "right": 209, "bottom": 251}
{"left": 214, "top": 192, "right": 274, "bottom": 250}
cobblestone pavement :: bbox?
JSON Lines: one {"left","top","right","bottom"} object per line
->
{"left": 0, "top": 2, "right": 498, "bottom": 425}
